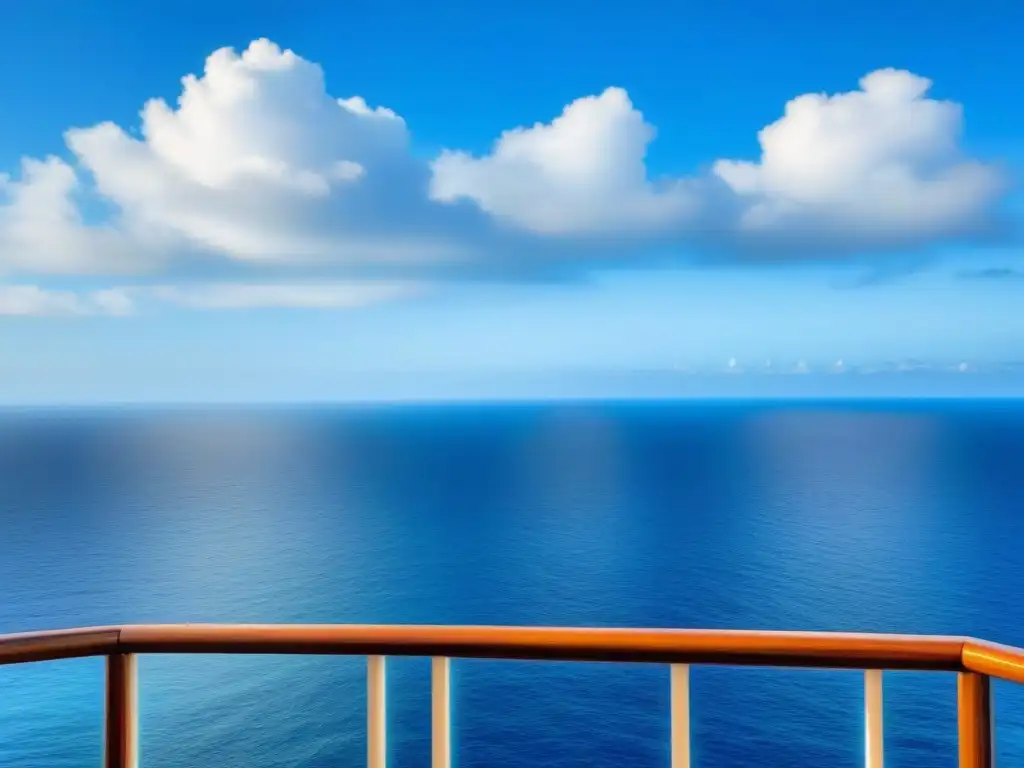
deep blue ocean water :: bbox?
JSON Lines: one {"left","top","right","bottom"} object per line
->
{"left": 2, "top": 400, "right": 1024, "bottom": 768}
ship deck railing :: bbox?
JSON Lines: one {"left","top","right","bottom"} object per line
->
{"left": 2, "top": 624, "right": 1022, "bottom": 768}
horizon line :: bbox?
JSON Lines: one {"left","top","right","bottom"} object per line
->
{"left": 2, "top": 393, "right": 1024, "bottom": 410}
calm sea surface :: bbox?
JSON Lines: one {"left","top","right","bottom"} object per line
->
{"left": 2, "top": 401, "right": 1024, "bottom": 768}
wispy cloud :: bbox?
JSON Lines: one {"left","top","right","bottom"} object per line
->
{"left": 0, "top": 280, "right": 422, "bottom": 317}
{"left": 0, "top": 285, "right": 133, "bottom": 317}
{"left": 144, "top": 282, "right": 423, "bottom": 310}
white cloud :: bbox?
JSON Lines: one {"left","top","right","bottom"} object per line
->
{"left": 0, "top": 280, "right": 417, "bottom": 316}
{"left": 0, "top": 284, "right": 133, "bottom": 316}
{"left": 90, "top": 288, "right": 136, "bottom": 316}
{"left": 711, "top": 69, "right": 1006, "bottom": 248}
{"left": 432, "top": 69, "right": 1005, "bottom": 250}
{"left": 430, "top": 88, "right": 699, "bottom": 235}
{"left": 62, "top": 39, "right": 469, "bottom": 267}
{"left": 0, "top": 158, "right": 144, "bottom": 275}
{"left": 0, "top": 39, "right": 1013, "bottom": 303}
{"left": 145, "top": 281, "right": 422, "bottom": 310}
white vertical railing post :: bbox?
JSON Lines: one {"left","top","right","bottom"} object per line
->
{"left": 865, "top": 669, "right": 884, "bottom": 768}
{"left": 368, "top": 656, "right": 387, "bottom": 768}
{"left": 671, "top": 664, "right": 691, "bottom": 768}
{"left": 433, "top": 657, "right": 452, "bottom": 768}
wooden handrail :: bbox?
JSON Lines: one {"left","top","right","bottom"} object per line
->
{"left": 963, "top": 639, "right": 1024, "bottom": 685}
{"left": 119, "top": 625, "right": 974, "bottom": 668}
{"left": 2, "top": 626, "right": 1024, "bottom": 675}
{"left": 0, "top": 626, "right": 120, "bottom": 665}
{"left": 0, "top": 624, "right": 974, "bottom": 669}
{"left": 0, "top": 626, "right": 1015, "bottom": 679}
{"left": 3, "top": 625, "right": 1024, "bottom": 681}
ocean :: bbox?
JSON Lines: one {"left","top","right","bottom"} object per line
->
{"left": 1, "top": 400, "right": 1023, "bottom": 768}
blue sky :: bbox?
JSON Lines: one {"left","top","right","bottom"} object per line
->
{"left": 1, "top": 0, "right": 1022, "bottom": 403}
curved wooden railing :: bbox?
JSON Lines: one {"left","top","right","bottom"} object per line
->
{"left": 2, "top": 625, "right": 1022, "bottom": 768}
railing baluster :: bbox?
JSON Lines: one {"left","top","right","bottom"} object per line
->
{"left": 865, "top": 669, "right": 884, "bottom": 768}
{"left": 671, "top": 664, "right": 691, "bottom": 768}
{"left": 104, "top": 653, "right": 138, "bottom": 768}
{"left": 958, "top": 672, "right": 994, "bottom": 768}
{"left": 368, "top": 656, "right": 387, "bottom": 768}
{"left": 433, "top": 657, "right": 452, "bottom": 768}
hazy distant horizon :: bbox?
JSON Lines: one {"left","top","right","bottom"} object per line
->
{"left": 3, "top": 369, "right": 1022, "bottom": 407}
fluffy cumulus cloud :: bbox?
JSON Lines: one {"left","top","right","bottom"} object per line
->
{"left": 0, "top": 39, "right": 1013, "bottom": 316}
{"left": 62, "top": 39, "right": 473, "bottom": 269}
{"left": 430, "top": 88, "right": 700, "bottom": 236}
{"left": 0, "top": 158, "right": 144, "bottom": 275}
{"left": 432, "top": 69, "right": 1006, "bottom": 252}
{"left": 711, "top": 69, "right": 1006, "bottom": 249}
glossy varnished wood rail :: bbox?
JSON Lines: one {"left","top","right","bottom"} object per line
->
{"left": 1, "top": 624, "right": 1020, "bottom": 768}
{"left": 963, "top": 639, "right": 1024, "bottom": 684}
{"left": 0, "top": 624, "right": 974, "bottom": 668}
{"left": 0, "top": 626, "right": 120, "bottom": 665}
